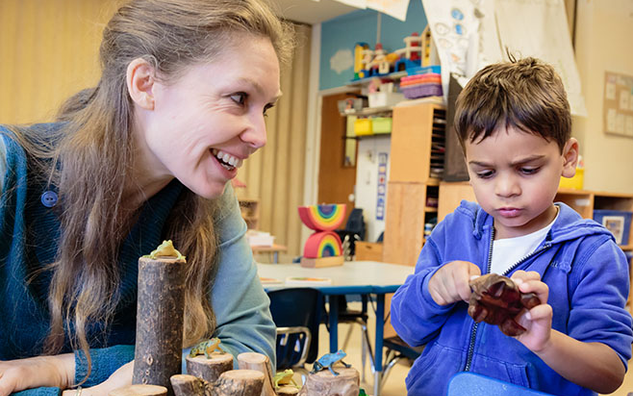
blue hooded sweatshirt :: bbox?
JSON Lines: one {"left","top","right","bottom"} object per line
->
{"left": 391, "top": 201, "right": 633, "bottom": 396}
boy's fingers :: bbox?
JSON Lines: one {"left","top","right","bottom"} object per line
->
{"left": 517, "top": 279, "right": 549, "bottom": 302}
{"left": 526, "top": 304, "right": 553, "bottom": 321}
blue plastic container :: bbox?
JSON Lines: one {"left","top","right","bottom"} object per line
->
{"left": 593, "top": 210, "right": 632, "bottom": 245}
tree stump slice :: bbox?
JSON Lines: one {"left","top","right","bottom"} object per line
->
{"left": 210, "top": 369, "right": 265, "bottom": 396}
{"left": 186, "top": 353, "right": 234, "bottom": 383}
{"left": 276, "top": 386, "right": 300, "bottom": 396}
{"left": 132, "top": 256, "right": 187, "bottom": 396}
{"left": 109, "top": 384, "right": 168, "bottom": 396}
{"left": 236, "top": 352, "right": 275, "bottom": 396}
{"left": 170, "top": 374, "right": 209, "bottom": 396}
{"left": 297, "top": 368, "right": 359, "bottom": 396}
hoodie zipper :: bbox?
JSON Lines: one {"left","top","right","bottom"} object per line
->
{"left": 463, "top": 229, "right": 552, "bottom": 371}
{"left": 464, "top": 228, "right": 494, "bottom": 371}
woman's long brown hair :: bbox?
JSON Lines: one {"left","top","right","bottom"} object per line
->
{"left": 7, "top": 0, "right": 293, "bottom": 382}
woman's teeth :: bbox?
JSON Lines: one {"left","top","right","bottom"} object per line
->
{"left": 212, "top": 149, "right": 243, "bottom": 170}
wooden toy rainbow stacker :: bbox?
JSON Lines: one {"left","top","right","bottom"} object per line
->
{"left": 298, "top": 204, "right": 346, "bottom": 268}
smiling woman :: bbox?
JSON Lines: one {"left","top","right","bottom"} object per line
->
{"left": 0, "top": 0, "right": 294, "bottom": 395}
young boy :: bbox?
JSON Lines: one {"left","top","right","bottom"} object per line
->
{"left": 390, "top": 57, "right": 633, "bottom": 395}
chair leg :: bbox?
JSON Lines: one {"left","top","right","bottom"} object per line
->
{"left": 341, "top": 323, "right": 354, "bottom": 351}
{"left": 380, "top": 352, "right": 402, "bottom": 392}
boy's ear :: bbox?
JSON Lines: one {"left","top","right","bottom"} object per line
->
{"left": 561, "top": 138, "right": 579, "bottom": 178}
{"left": 126, "top": 58, "right": 156, "bottom": 110}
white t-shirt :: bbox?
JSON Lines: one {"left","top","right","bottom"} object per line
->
{"left": 490, "top": 208, "right": 559, "bottom": 275}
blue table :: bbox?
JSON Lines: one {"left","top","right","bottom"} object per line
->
{"left": 257, "top": 260, "right": 414, "bottom": 396}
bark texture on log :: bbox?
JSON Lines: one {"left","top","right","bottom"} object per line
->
{"left": 236, "top": 352, "right": 275, "bottom": 396}
{"left": 170, "top": 374, "right": 209, "bottom": 396}
{"left": 186, "top": 353, "right": 234, "bottom": 383}
{"left": 132, "top": 256, "right": 187, "bottom": 396}
{"left": 109, "top": 384, "right": 168, "bottom": 396}
{"left": 276, "top": 386, "right": 300, "bottom": 396}
{"left": 210, "top": 370, "right": 265, "bottom": 396}
{"left": 297, "top": 368, "right": 359, "bottom": 396}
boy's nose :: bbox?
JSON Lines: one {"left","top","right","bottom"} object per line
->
{"left": 495, "top": 175, "right": 520, "bottom": 197}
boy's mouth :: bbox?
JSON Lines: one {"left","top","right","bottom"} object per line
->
{"left": 498, "top": 208, "right": 521, "bottom": 218}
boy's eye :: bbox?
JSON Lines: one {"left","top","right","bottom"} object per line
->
{"left": 476, "top": 170, "right": 494, "bottom": 179}
{"left": 520, "top": 167, "right": 540, "bottom": 175}
{"left": 230, "top": 92, "right": 247, "bottom": 106}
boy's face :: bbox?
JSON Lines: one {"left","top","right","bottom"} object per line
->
{"left": 465, "top": 126, "right": 578, "bottom": 239}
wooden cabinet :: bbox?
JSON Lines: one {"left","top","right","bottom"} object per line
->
{"left": 238, "top": 198, "right": 259, "bottom": 230}
{"left": 383, "top": 102, "right": 446, "bottom": 266}
{"left": 355, "top": 241, "right": 384, "bottom": 261}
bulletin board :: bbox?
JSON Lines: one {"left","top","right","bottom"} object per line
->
{"left": 604, "top": 71, "right": 633, "bottom": 138}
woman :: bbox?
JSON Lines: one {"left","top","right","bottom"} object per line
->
{"left": 0, "top": 0, "right": 293, "bottom": 394}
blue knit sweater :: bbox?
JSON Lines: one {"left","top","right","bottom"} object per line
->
{"left": 0, "top": 124, "right": 276, "bottom": 394}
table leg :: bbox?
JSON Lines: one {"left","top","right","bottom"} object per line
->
{"left": 328, "top": 295, "right": 339, "bottom": 353}
{"left": 273, "top": 251, "right": 279, "bottom": 264}
{"left": 373, "top": 293, "right": 385, "bottom": 396}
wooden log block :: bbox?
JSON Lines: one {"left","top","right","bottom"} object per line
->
{"left": 186, "top": 353, "right": 234, "bottom": 383}
{"left": 109, "top": 384, "right": 168, "bottom": 396}
{"left": 297, "top": 368, "right": 359, "bottom": 396}
{"left": 210, "top": 370, "right": 265, "bottom": 396}
{"left": 170, "top": 374, "right": 208, "bottom": 396}
{"left": 236, "top": 352, "right": 275, "bottom": 396}
{"left": 132, "top": 256, "right": 187, "bottom": 395}
{"left": 276, "top": 386, "right": 300, "bottom": 396}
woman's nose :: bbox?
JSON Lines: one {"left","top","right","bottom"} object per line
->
{"left": 241, "top": 114, "right": 267, "bottom": 149}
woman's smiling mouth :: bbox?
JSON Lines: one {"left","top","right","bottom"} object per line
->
{"left": 211, "top": 148, "right": 243, "bottom": 171}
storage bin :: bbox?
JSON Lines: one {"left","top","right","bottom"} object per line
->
{"left": 368, "top": 91, "right": 405, "bottom": 108}
{"left": 559, "top": 168, "right": 584, "bottom": 190}
{"left": 354, "top": 118, "right": 373, "bottom": 136}
{"left": 593, "top": 209, "right": 632, "bottom": 245}
{"left": 337, "top": 97, "right": 366, "bottom": 114}
{"left": 372, "top": 117, "right": 392, "bottom": 134}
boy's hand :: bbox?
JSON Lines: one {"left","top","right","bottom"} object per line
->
{"left": 429, "top": 261, "right": 481, "bottom": 305}
{"left": 511, "top": 270, "right": 553, "bottom": 352}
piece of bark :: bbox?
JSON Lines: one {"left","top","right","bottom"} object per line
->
{"left": 297, "top": 368, "right": 359, "bottom": 396}
{"left": 468, "top": 273, "right": 541, "bottom": 336}
{"left": 186, "top": 353, "right": 234, "bottom": 383}
{"left": 210, "top": 369, "right": 265, "bottom": 396}
{"left": 170, "top": 374, "right": 209, "bottom": 396}
{"left": 132, "top": 256, "right": 187, "bottom": 395}
{"left": 109, "top": 384, "right": 168, "bottom": 396}
{"left": 276, "top": 386, "right": 300, "bottom": 396}
{"left": 236, "top": 352, "right": 276, "bottom": 396}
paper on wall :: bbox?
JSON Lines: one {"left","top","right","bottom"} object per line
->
{"left": 494, "top": 0, "right": 586, "bottom": 116}
{"left": 420, "top": 0, "right": 502, "bottom": 99}
{"left": 367, "top": 0, "right": 410, "bottom": 21}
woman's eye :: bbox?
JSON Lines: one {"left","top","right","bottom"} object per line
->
{"left": 263, "top": 103, "right": 275, "bottom": 117}
{"left": 230, "top": 92, "right": 247, "bottom": 106}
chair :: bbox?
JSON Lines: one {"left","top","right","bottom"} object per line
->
{"left": 335, "top": 208, "right": 366, "bottom": 259}
{"left": 336, "top": 295, "right": 373, "bottom": 382}
{"left": 380, "top": 334, "right": 424, "bottom": 390}
{"left": 268, "top": 288, "right": 323, "bottom": 379}
{"left": 446, "top": 372, "right": 555, "bottom": 395}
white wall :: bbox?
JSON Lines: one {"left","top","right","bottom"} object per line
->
{"left": 574, "top": 0, "right": 633, "bottom": 193}
{"left": 355, "top": 136, "right": 391, "bottom": 242}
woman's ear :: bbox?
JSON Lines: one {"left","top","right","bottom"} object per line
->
{"left": 126, "top": 58, "right": 156, "bottom": 110}
{"left": 561, "top": 137, "right": 579, "bottom": 178}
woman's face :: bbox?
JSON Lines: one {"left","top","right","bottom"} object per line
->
{"left": 135, "top": 34, "right": 281, "bottom": 199}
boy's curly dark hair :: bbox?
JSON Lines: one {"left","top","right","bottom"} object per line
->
{"left": 454, "top": 56, "right": 571, "bottom": 153}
